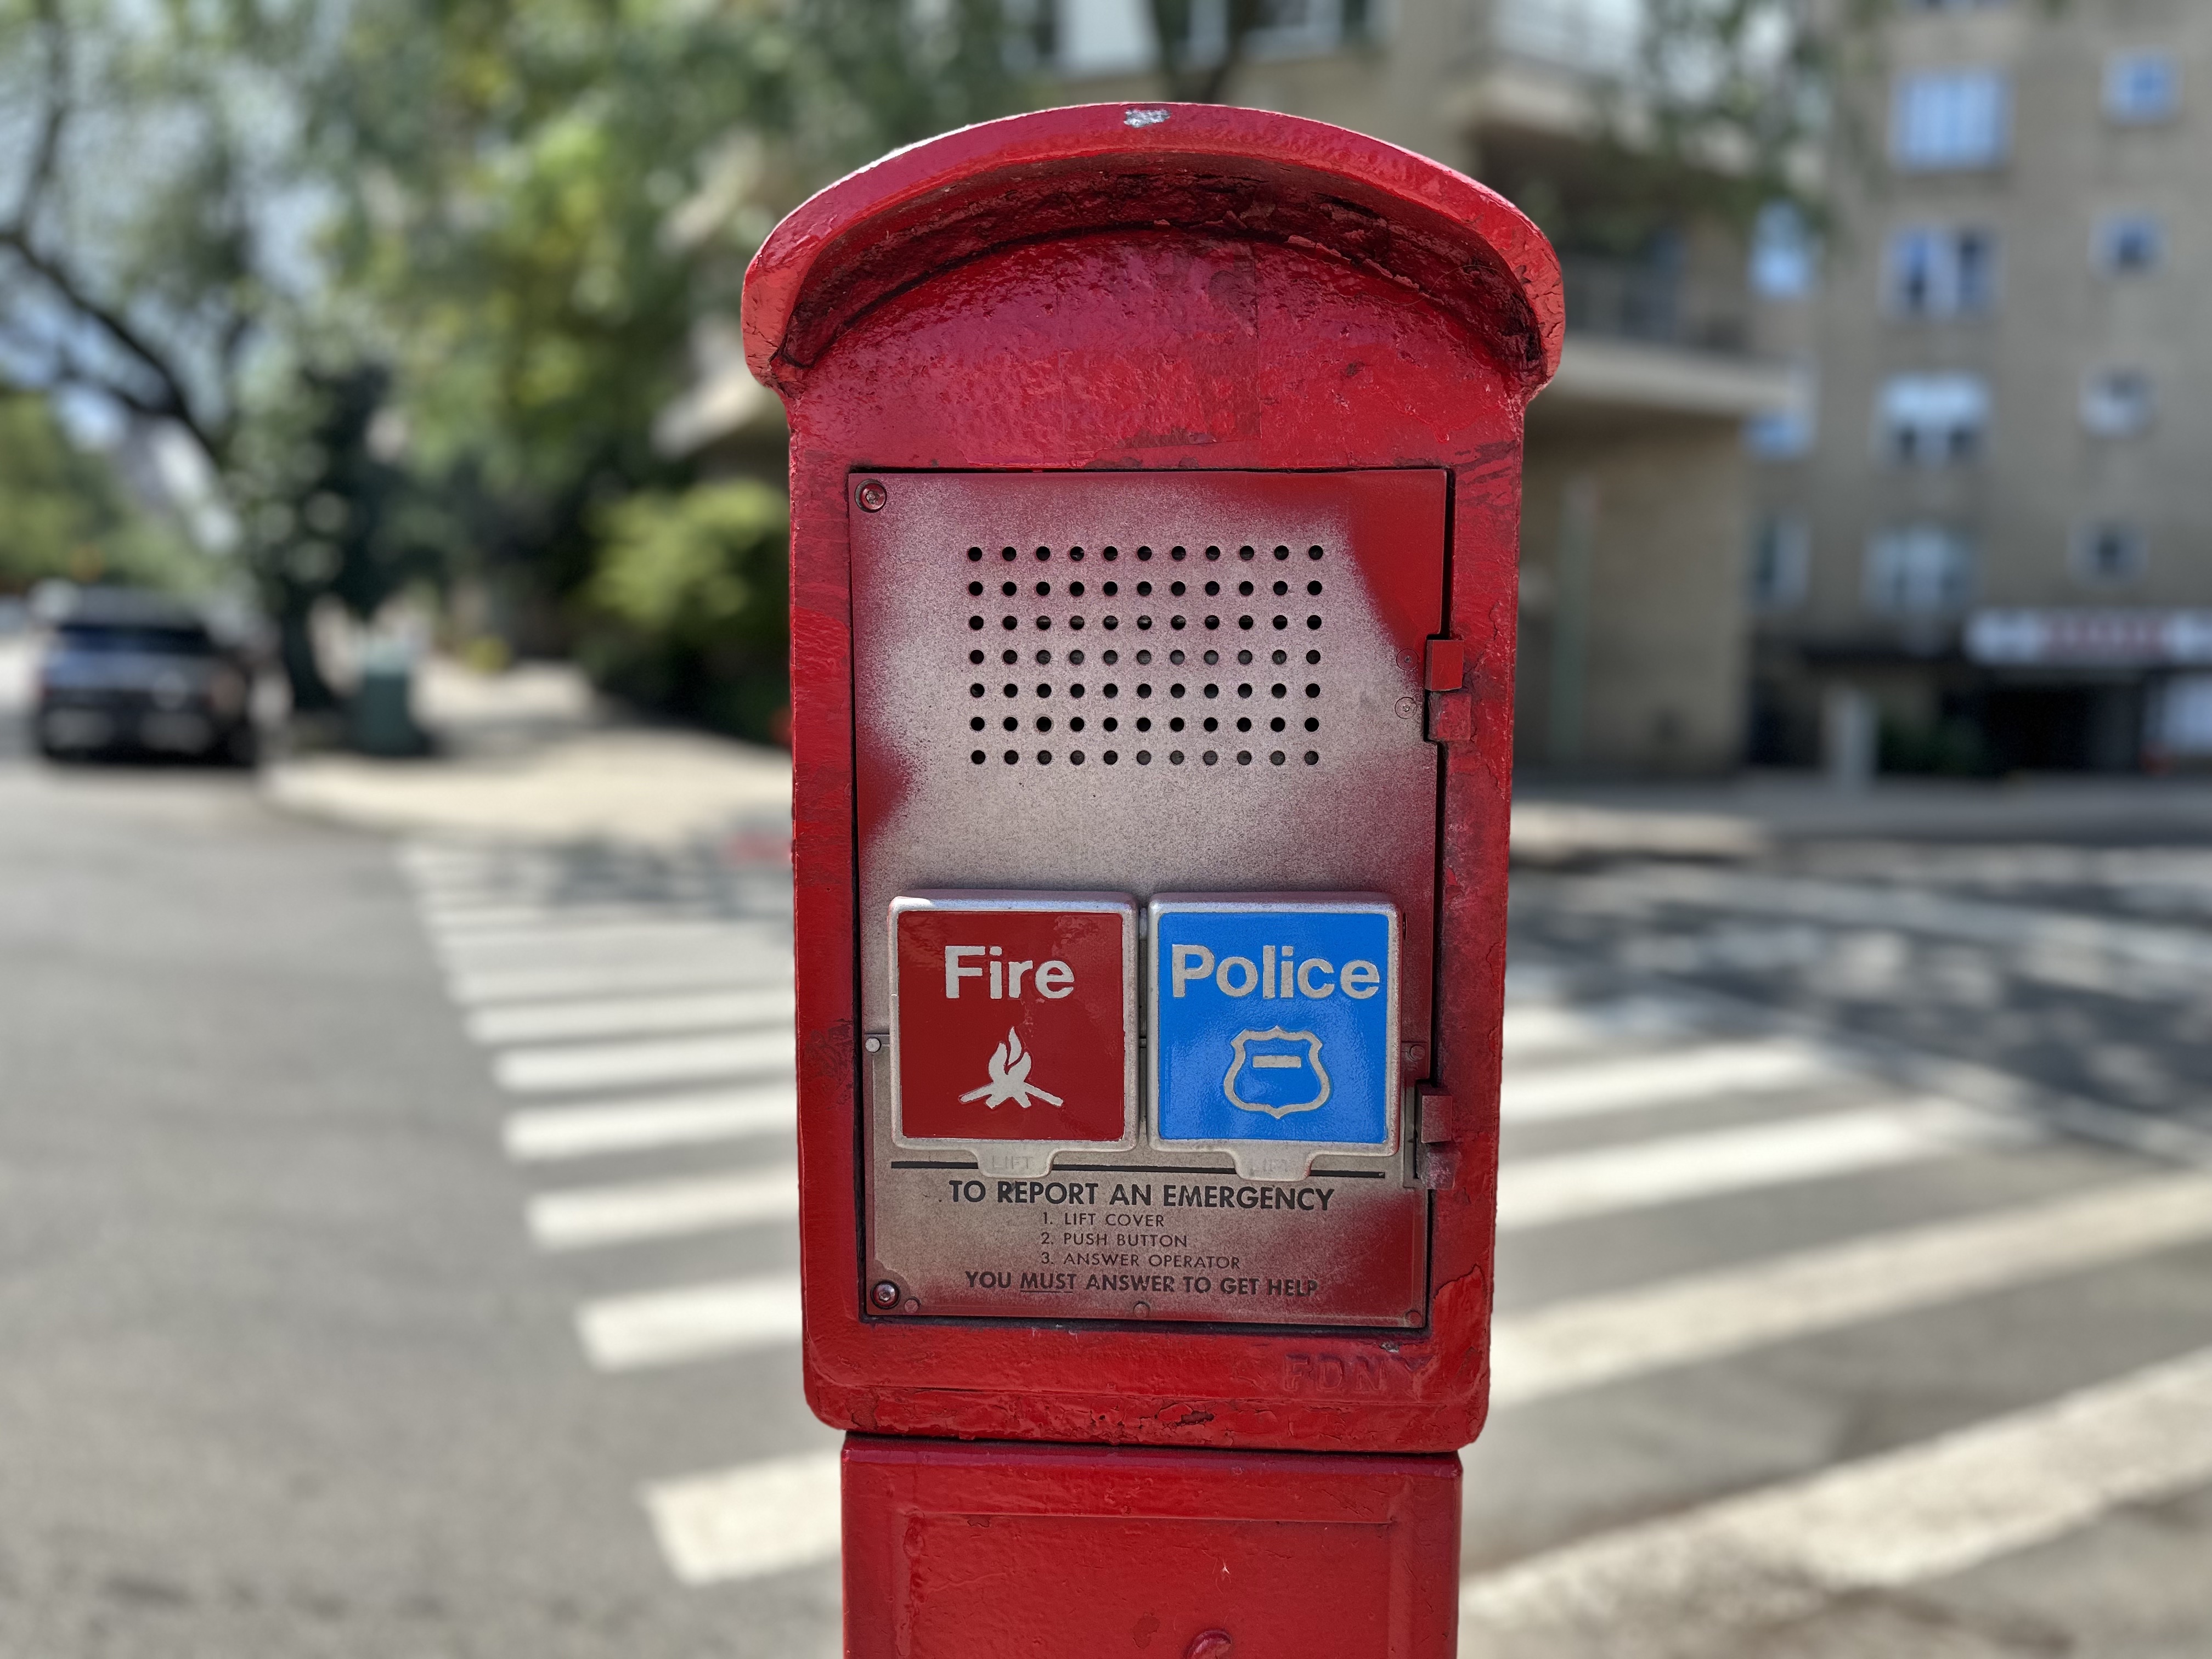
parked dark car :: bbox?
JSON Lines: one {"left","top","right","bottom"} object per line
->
{"left": 33, "top": 588, "right": 258, "bottom": 765}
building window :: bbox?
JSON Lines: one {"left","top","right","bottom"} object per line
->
{"left": 1750, "top": 202, "right": 1818, "bottom": 299}
{"left": 2081, "top": 369, "right": 2154, "bottom": 437}
{"left": 2072, "top": 522, "right": 2147, "bottom": 586}
{"left": 2096, "top": 213, "right": 2165, "bottom": 274}
{"left": 1746, "top": 366, "right": 1818, "bottom": 461}
{"left": 1877, "top": 373, "right": 1989, "bottom": 465}
{"left": 1189, "top": 0, "right": 1346, "bottom": 62}
{"left": 1749, "top": 516, "right": 1812, "bottom": 612}
{"left": 1048, "top": 0, "right": 1348, "bottom": 76}
{"left": 2106, "top": 50, "right": 2181, "bottom": 125}
{"left": 1866, "top": 526, "right": 1975, "bottom": 616}
{"left": 1493, "top": 0, "right": 1641, "bottom": 76}
{"left": 1746, "top": 408, "right": 1814, "bottom": 460}
{"left": 2148, "top": 676, "right": 2212, "bottom": 761}
{"left": 1892, "top": 69, "right": 2011, "bottom": 170}
{"left": 1053, "top": 0, "right": 1152, "bottom": 75}
{"left": 1887, "top": 226, "right": 1999, "bottom": 317}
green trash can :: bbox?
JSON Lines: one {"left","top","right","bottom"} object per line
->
{"left": 348, "top": 640, "right": 427, "bottom": 757}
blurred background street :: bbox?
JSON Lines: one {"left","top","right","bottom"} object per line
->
{"left": 5, "top": 635, "right": 2211, "bottom": 1655}
{"left": 8, "top": 0, "right": 2212, "bottom": 1652}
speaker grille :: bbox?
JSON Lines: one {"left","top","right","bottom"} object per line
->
{"left": 955, "top": 542, "right": 1331, "bottom": 771}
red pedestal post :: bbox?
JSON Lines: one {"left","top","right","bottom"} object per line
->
{"left": 843, "top": 1437, "right": 1463, "bottom": 1659}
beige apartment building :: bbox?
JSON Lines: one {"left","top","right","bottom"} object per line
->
{"left": 1034, "top": 0, "right": 1795, "bottom": 774}
{"left": 706, "top": 0, "right": 1775, "bottom": 775}
{"left": 1749, "top": 0, "right": 2212, "bottom": 771}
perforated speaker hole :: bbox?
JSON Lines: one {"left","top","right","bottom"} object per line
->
{"left": 956, "top": 543, "right": 1327, "bottom": 768}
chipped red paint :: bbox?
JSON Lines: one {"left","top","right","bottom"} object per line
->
{"left": 746, "top": 103, "right": 1558, "bottom": 1455}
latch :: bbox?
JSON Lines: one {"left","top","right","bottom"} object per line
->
{"left": 1423, "top": 636, "right": 1473, "bottom": 744}
{"left": 1416, "top": 1084, "right": 1466, "bottom": 1143}
{"left": 1417, "top": 1084, "right": 1466, "bottom": 1191}
{"left": 1424, "top": 637, "right": 1465, "bottom": 692}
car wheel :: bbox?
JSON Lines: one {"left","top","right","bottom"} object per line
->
{"left": 33, "top": 718, "right": 72, "bottom": 761}
{"left": 219, "top": 723, "right": 260, "bottom": 768}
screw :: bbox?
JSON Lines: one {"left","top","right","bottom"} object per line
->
{"left": 856, "top": 479, "right": 888, "bottom": 512}
{"left": 865, "top": 1036, "right": 883, "bottom": 1054}
{"left": 1394, "top": 695, "right": 1419, "bottom": 719}
{"left": 871, "top": 1280, "right": 900, "bottom": 1309}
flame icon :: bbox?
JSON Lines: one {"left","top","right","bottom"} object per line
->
{"left": 958, "top": 1028, "right": 1065, "bottom": 1109}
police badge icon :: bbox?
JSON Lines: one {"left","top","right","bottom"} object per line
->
{"left": 1223, "top": 1029, "right": 1331, "bottom": 1118}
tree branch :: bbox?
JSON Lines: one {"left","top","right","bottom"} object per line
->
{"left": 1147, "top": 0, "right": 1265, "bottom": 104}
{"left": 219, "top": 303, "right": 255, "bottom": 378}
{"left": 0, "top": 229, "right": 229, "bottom": 465}
{"left": 11, "top": 0, "right": 73, "bottom": 233}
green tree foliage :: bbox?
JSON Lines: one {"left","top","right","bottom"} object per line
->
{"left": 0, "top": 390, "right": 201, "bottom": 592}
{"left": 580, "top": 480, "right": 789, "bottom": 740}
{"left": 228, "top": 365, "right": 453, "bottom": 708}
{"left": 303, "top": 0, "right": 1028, "bottom": 733}
{"left": 0, "top": 0, "right": 402, "bottom": 690}
{"left": 0, "top": 0, "right": 326, "bottom": 469}
{"left": 312, "top": 0, "right": 1026, "bottom": 581}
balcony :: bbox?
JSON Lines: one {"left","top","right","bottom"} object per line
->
{"left": 1561, "top": 256, "right": 1750, "bottom": 354}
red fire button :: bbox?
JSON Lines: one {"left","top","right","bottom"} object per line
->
{"left": 889, "top": 893, "right": 1137, "bottom": 1162}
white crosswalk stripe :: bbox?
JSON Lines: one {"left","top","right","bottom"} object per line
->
{"left": 1498, "top": 996, "right": 1694, "bottom": 1062}
{"left": 1500, "top": 1037, "right": 1838, "bottom": 1124}
{"left": 434, "top": 918, "right": 787, "bottom": 966}
{"left": 577, "top": 1273, "right": 805, "bottom": 1370}
{"left": 528, "top": 1165, "right": 799, "bottom": 1250}
{"left": 447, "top": 957, "right": 788, "bottom": 1006}
{"left": 504, "top": 1083, "right": 796, "bottom": 1161}
{"left": 425, "top": 901, "right": 738, "bottom": 933}
{"left": 1497, "top": 1097, "right": 2025, "bottom": 1231}
{"left": 467, "top": 986, "right": 797, "bottom": 1046}
{"left": 1462, "top": 1343, "right": 2212, "bottom": 1654}
{"left": 493, "top": 1029, "right": 795, "bottom": 1094}
{"left": 1490, "top": 1170, "right": 2212, "bottom": 1406}
{"left": 644, "top": 1451, "right": 844, "bottom": 1585}
{"left": 397, "top": 840, "right": 2212, "bottom": 1617}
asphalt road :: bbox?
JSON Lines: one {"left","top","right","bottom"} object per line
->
{"left": 1481, "top": 843, "right": 2212, "bottom": 1658}
{"left": 4, "top": 641, "right": 2211, "bottom": 1656}
{"left": 0, "top": 687, "right": 828, "bottom": 1657}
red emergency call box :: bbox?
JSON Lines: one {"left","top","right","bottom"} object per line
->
{"left": 744, "top": 103, "right": 1559, "bottom": 1652}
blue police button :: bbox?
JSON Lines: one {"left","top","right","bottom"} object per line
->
{"left": 1148, "top": 896, "right": 1400, "bottom": 1162}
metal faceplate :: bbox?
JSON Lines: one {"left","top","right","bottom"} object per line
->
{"left": 851, "top": 470, "right": 1445, "bottom": 1328}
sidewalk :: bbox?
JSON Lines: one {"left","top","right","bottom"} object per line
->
{"left": 1511, "top": 773, "right": 2212, "bottom": 862}
{"left": 262, "top": 654, "right": 2212, "bottom": 858}
{"left": 263, "top": 658, "right": 792, "bottom": 849}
